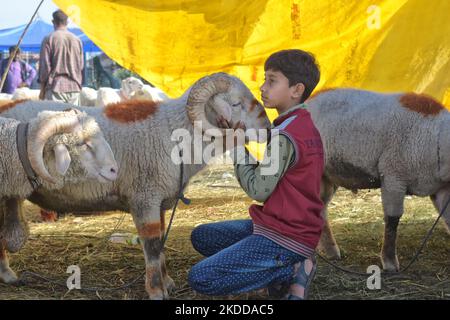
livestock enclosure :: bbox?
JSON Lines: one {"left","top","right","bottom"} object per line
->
{"left": 0, "top": 164, "right": 448, "bottom": 300}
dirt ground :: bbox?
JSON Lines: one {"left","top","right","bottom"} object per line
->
{"left": 0, "top": 164, "right": 449, "bottom": 300}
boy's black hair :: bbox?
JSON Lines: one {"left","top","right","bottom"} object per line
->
{"left": 265, "top": 49, "right": 320, "bottom": 103}
{"left": 53, "top": 9, "right": 69, "bottom": 26}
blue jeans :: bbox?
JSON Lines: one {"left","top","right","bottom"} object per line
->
{"left": 188, "top": 219, "right": 305, "bottom": 296}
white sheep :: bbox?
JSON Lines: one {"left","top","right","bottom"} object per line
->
{"left": 0, "top": 107, "right": 118, "bottom": 283}
{"left": 132, "top": 84, "right": 168, "bottom": 102}
{"left": 120, "top": 76, "right": 144, "bottom": 97}
{"left": 121, "top": 77, "right": 168, "bottom": 102}
{"left": 12, "top": 87, "right": 40, "bottom": 100}
{"left": 94, "top": 78, "right": 141, "bottom": 107}
{"left": 93, "top": 77, "right": 168, "bottom": 108}
{"left": 0, "top": 72, "right": 271, "bottom": 299}
{"left": 95, "top": 87, "right": 123, "bottom": 107}
{"left": 306, "top": 88, "right": 450, "bottom": 272}
{"left": 80, "top": 87, "right": 98, "bottom": 106}
{"left": 0, "top": 93, "right": 12, "bottom": 101}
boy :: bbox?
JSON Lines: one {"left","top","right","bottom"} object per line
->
{"left": 188, "top": 49, "right": 324, "bottom": 300}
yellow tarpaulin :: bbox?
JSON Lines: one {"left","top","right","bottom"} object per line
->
{"left": 54, "top": 0, "right": 450, "bottom": 115}
{"left": 53, "top": 0, "right": 450, "bottom": 160}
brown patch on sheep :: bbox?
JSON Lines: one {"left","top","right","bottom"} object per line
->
{"left": 103, "top": 100, "right": 159, "bottom": 123}
{"left": 249, "top": 99, "right": 259, "bottom": 112}
{"left": 0, "top": 99, "right": 28, "bottom": 113}
{"left": 137, "top": 223, "right": 161, "bottom": 238}
{"left": 257, "top": 108, "right": 267, "bottom": 118}
{"left": 307, "top": 88, "right": 335, "bottom": 101}
{"left": 399, "top": 93, "right": 444, "bottom": 116}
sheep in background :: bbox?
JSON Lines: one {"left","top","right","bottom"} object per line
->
{"left": 92, "top": 77, "right": 168, "bottom": 108}
{"left": 95, "top": 83, "right": 140, "bottom": 108}
{"left": 122, "top": 77, "right": 168, "bottom": 102}
{"left": 12, "top": 87, "right": 40, "bottom": 100}
{"left": 132, "top": 84, "right": 168, "bottom": 102}
{"left": 0, "top": 107, "right": 118, "bottom": 284}
{"left": 0, "top": 93, "right": 12, "bottom": 101}
{"left": 120, "top": 76, "right": 144, "bottom": 97}
{"left": 306, "top": 89, "right": 450, "bottom": 272}
{"left": 95, "top": 87, "right": 123, "bottom": 107}
{"left": 80, "top": 87, "right": 98, "bottom": 106}
{"left": 0, "top": 72, "right": 271, "bottom": 299}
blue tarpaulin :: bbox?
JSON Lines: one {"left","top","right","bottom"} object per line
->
{"left": 0, "top": 17, "right": 101, "bottom": 53}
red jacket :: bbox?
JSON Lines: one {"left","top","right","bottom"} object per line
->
{"left": 250, "top": 107, "right": 325, "bottom": 256}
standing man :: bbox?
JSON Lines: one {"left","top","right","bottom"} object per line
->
{"left": 1, "top": 46, "right": 37, "bottom": 94}
{"left": 39, "top": 9, "right": 84, "bottom": 105}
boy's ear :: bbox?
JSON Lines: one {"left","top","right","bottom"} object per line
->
{"left": 292, "top": 83, "right": 305, "bottom": 101}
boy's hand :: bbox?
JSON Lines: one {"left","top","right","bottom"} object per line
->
{"left": 216, "top": 116, "right": 247, "bottom": 150}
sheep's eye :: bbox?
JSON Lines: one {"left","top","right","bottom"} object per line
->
{"left": 77, "top": 141, "right": 93, "bottom": 150}
{"left": 232, "top": 102, "right": 241, "bottom": 107}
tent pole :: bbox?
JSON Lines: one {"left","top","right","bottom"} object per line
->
{"left": 0, "top": 0, "right": 44, "bottom": 92}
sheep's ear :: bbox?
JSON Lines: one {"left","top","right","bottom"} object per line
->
{"left": 54, "top": 144, "right": 71, "bottom": 176}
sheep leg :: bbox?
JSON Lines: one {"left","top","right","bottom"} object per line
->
{"left": 0, "top": 204, "right": 16, "bottom": 283}
{"left": 0, "top": 199, "right": 29, "bottom": 253}
{"left": 160, "top": 209, "right": 175, "bottom": 292}
{"left": 318, "top": 178, "right": 341, "bottom": 259}
{"left": 132, "top": 201, "right": 167, "bottom": 300}
{"left": 0, "top": 239, "right": 18, "bottom": 284}
{"left": 380, "top": 181, "right": 405, "bottom": 272}
{"left": 430, "top": 187, "right": 450, "bottom": 234}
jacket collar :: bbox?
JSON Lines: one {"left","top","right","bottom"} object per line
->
{"left": 273, "top": 103, "right": 308, "bottom": 126}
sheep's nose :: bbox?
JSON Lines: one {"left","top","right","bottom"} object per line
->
{"left": 110, "top": 167, "right": 117, "bottom": 174}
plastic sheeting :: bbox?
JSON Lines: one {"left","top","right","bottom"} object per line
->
{"left": 54, "top": 0, "right": 450, "bottom": 112}
{"left": 0, "top": 17, "right": 100, "bottom": 52}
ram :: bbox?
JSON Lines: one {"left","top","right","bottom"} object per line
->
{"left": 0, "top": 107, "right": 118, "bottom": 283}
{"left": 0, "top": 72, "right": 271, "bottom": 299}
{"left": 306, "top": 89, "right": 450, "bottom": 272}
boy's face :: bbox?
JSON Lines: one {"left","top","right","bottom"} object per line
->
{"left": 260, "top": 69, "right": 304, "bottom": 112}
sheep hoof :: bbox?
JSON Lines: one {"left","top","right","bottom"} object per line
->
{"left": 0, "top": 267, "right": 18, "bottom": 284}
{"left": 381, "top": 257, "right": 400, "bottom": 272}
{"left": 146, "top": 287, "right": 169, "bottom": 300}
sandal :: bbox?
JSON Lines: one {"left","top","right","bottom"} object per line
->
{"left": 287, "top": 255, "right": 317, "bottom": 300}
